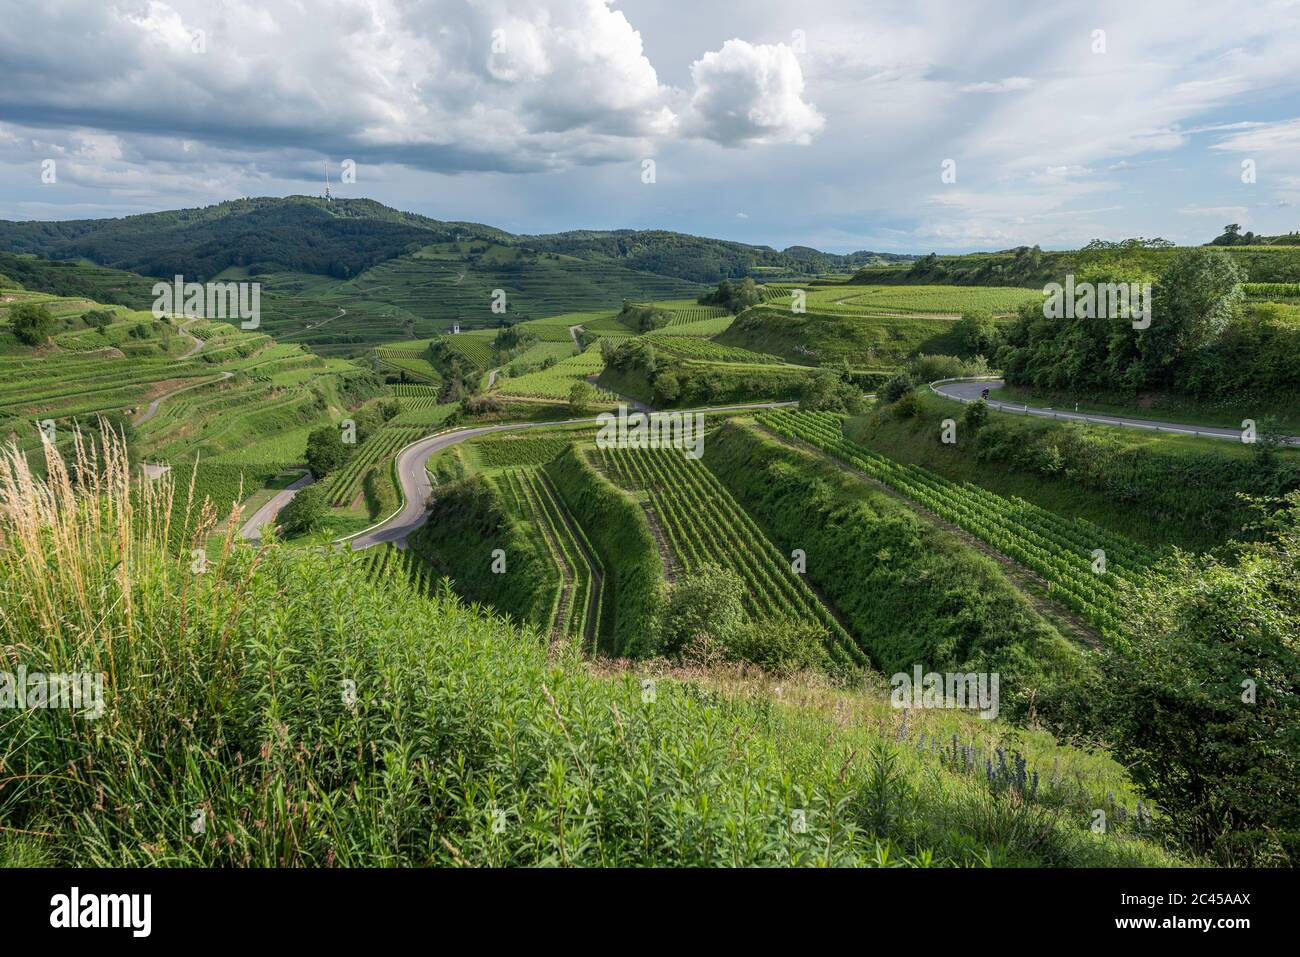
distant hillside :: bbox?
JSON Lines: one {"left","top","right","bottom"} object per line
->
{"left": 520, "top": 229, "right": 909, "bottom": 283}
{"left": 859, "top": 243, "right": 1300, "bottom": 287}
{"left": 0, "top": 195, "right": 909, "bottom": 286}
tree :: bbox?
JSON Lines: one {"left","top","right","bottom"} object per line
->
{"left": 84, "top": 308, "right": 115, "bottom": 331}
{"left": 1140, "top": 249, "right": 1244, "bottom": 384}
{"left": 568, "top": 380, "right": 596, "bottom": 415}
{"left": 661, "top": 563, "right": 746, "bottom": 656}
{"left": 277, "top": 484, "right": 328, "bottom": 537}
{"left": 800, "top": 369, "right": 865, "bottom": 414}
{"left": 955, "top": 309, "right": 997, "bottom": 356}
{"left": 304, "top": 425, "right": 349, "bottom": 478}
{"left": 651, "top": 371, "right": 680, "bottom": 405}
{"left": 9, "top": 302, "right": 54, "bottom": 346}
{"left": 1102, "top": 493, "right": 1300, "bottom": 865}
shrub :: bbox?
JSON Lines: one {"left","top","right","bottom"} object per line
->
{"left": 1102, "top": 494, "right": 1300, "bottom": 865}
{"left": 9, "top": 302, "right": 54, "bottom": 345}
{"left": 661, "top": 563, "right": 746, "bottom": 655}
{"left": 963, "top": 399, "right": 989, "bottom": 431}
{"left": 723, "top": 616, "right": 833, "bottom": 676}
{"left": 278, "top": 483, "right": 328, "bottom": 536}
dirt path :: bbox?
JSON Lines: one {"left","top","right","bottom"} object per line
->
{"left": 133, "top": 371, "right": 233, "bottom": 426}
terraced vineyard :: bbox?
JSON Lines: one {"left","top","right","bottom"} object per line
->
{"left": 648, "top": 336, "right": 783, "bottom": 365}
{"left": 436, "top": 330, "right": 497, "bottom": 370}
{"left": 321, "top": 426, "right": 424, "bottom": 507}
{"left": 643, "top": 314, "right": 734, "bottom": 338}
{"left": 597, "top": 445, "right": 866, "bottom": 668}
{"left": 496, "top": 345, "right": 612, "bottom": 401}
{"left": 758, "top": 410, "right": 1161, "bottom": 635}
{"left": 788, "top": 284, "right": 1040, "bottom": 316}
{"left": 353, "top": 542, "right": 438, "bottom": 596}
{"left": 498, "top": 467, "right": 603, "bottom": 648}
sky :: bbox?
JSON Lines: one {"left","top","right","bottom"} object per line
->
{"left": 1, "top": 0, "right": 1299, "bottom": 253}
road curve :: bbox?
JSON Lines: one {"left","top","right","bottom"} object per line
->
{"left": 932, "top": 378, "right": 1300, "bottom": 446}
{"left": 239, "top": 471, "right": 314, "bottom": 540}
{"left": 344, "top": 399, "right": 799, "bottom": 550}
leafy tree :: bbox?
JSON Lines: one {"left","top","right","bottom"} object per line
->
{"left": 954, "top": 309, "right": 997, "bottom": 356}
{"left": 1102, "top": 493, "right": 1300, "bottom": 865}
{"left": 83, "top": 308, "right": 115, "bottom": 330}
{"left": 277, "top": 484, "right": 328, "bottom": 537}
{"left": 800, "top": 369, "right": 865, "bottom": 414}
{"left": 9, "top": 302, "right": 54, "bottom": 345}
{"left": 698, "top": 276, "right": 761, "bottom": 314}
{"left": 652, "top": 371, "right": 680, "bottom": 405}
{"left": 882, "top": 372, "right": 914, "bottom": 402}
{"left": 661, "top": 563, "right": 746, "bottom": 656}
{"left": 1139, "top": 249, "right": 1244, "bottom": 384}
{"left": 568, "top": 380, "right": 596, "bottom": 415}
{"left": 304, "top": 425, "right": 349, "bottom": 478}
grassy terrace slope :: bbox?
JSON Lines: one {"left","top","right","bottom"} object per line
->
{"left": 0, "top": 287, "right": 382, "bottom": 530}
{"left": 717, "top": 304, "right": 986, "bottom": 367}
{"left": 0, "top": 434, "right": 1180, "bottom": 867}
{"left": 705, "top": 421, "right": 1090, "bottom": 724}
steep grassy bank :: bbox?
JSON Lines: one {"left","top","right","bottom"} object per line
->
{"left": 704, "top": 421, "right": 1092, "bottom": 725}
{"left": 544, "top": 446, "right": 664, "bottom": 656}
{"left": 0, "top": 433, "right": 1181, "bottom": 867}
{"left": 406, "top": 473, "right": 555, "bottom": 628}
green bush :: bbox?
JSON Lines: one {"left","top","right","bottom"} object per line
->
{"left": 661, "top": 563, "right": 746, "bottom": 655}
{"left": 277, "top": 483, "right": 327, "bottom": 536}
{"left": 1102, "top": 493, "right": 1300, "bottom": 865}
{"left": 9, "top": 302, "right": 54, "bottom": 345}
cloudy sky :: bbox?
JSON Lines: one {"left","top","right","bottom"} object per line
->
{"left": 2, "top": 0, "right": 1299, "bottom": 252}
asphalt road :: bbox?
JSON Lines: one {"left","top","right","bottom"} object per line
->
{"left": 345, "top": 399, "right": 799, "bottom": 549}
{"left": 932, "top": 378, "right": 1300, "bottom": 445}
{"left": 239, "top": 471, "right": 314, "bottom": 540}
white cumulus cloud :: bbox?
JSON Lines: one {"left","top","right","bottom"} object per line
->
{"left": 682, "top": 40, "right": 825, "bottom": 146}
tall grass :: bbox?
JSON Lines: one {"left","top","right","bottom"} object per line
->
{"left": 0, "top": 430, "right": 1182, "bottom": 866}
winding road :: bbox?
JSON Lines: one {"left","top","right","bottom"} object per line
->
{"left": 931, "top": 378, "right": 1300, "bottom": 446}
{"left": 239, "top": 471, "right": 315, "bottom": 540}
{"left": 342, "top": 399, "right": 799, "bottom": 549}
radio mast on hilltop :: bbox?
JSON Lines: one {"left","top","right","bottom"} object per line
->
{"left": 323, "top": 160, "right": 333, "bottom": 202}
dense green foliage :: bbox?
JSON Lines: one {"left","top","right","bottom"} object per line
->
{"left": 9, "top": 302, "right": 54, "bottom": 345}
{"left": 698, "top": 277, "right": 762, "bottom": 313}
{"left": 277, "top": 483, "right": 328, "bottom": 536}
{"left": 544, "top": 446, "right": 664, "bottom": 656}
{"left": 407, "top": 474, "right": 555, "bottom": 628}
{"left": 1103, "top": 494, "right": 1300, "bottom": 865}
